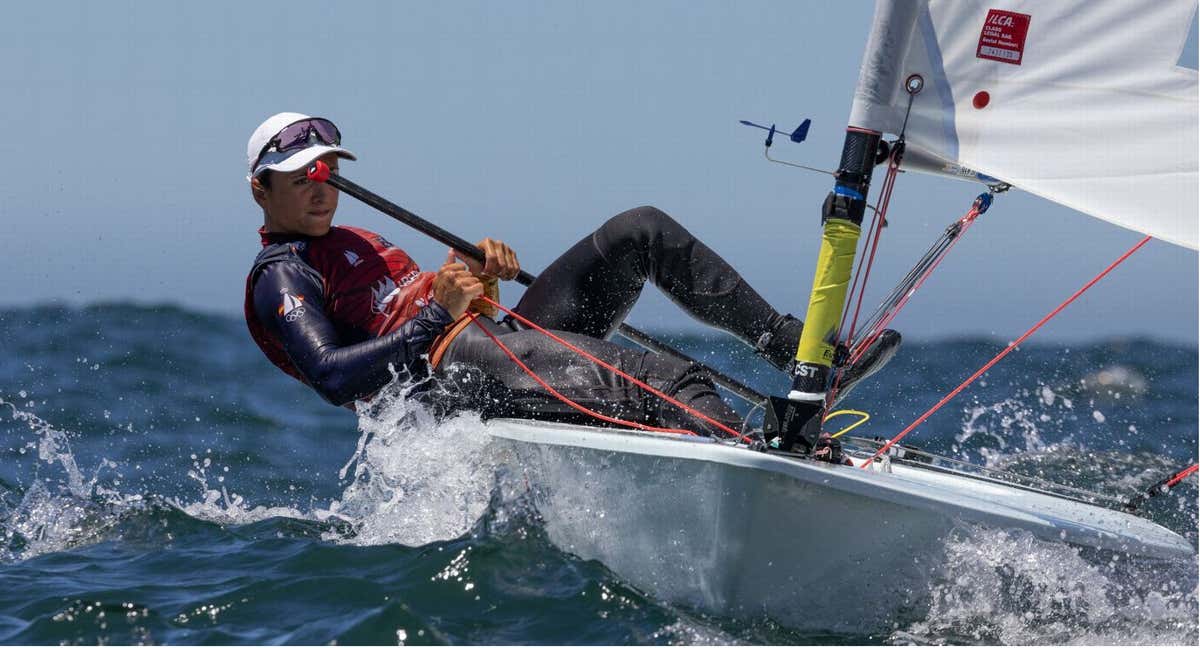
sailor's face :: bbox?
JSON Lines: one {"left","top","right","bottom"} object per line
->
{"left": 255, "top": 153, "right": 340, "bottom": 237}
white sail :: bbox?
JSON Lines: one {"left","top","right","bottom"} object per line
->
{"left": 850, "top": 0, "right": 1199, "bottom": 250}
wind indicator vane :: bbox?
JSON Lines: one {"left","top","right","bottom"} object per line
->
{"left": 739, "top": 118, "right": 811, "bottom": 147}
{"left": 739, "top": 117, "right": 832, "bottom": 175}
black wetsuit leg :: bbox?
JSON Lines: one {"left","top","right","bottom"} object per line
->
{"left": 435, "top": 317, "right": 739, "bottom": 435}
{"left": 512, "top": 205, "right": 786, "bottom": 344}
{"left": 435, "top": 206, "right": 787, "bottom": 435}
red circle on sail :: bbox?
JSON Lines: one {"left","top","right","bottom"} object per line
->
{"left": 972, "top": 91, "right": 991, "bottom": 109}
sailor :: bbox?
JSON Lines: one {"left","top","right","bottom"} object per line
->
{"left": 244, "top": 113, "right": 900, "bottom": 436}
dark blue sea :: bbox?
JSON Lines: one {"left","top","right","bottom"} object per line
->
{"left": 0, "top": 303, "right": 1196, "bottom": 645}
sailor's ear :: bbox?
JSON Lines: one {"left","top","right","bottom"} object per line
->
{"left": 250, "top": 176, "right": 268, "bottom": 207}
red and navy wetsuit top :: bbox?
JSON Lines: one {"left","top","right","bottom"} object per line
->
{"left": 244, "top": 225, "right": 454, "bottom": 405}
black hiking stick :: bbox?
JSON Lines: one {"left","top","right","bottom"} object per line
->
{"left": 306, "top": 161, "right": 766, "bottom": 405}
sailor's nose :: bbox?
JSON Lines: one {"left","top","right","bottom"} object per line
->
{"left": 311, "top": 182, "right": 333, "bottom": 203}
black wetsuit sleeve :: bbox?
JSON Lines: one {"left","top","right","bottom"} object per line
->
{"left": 251, "top": 261, "right": 455, "bottom": 406}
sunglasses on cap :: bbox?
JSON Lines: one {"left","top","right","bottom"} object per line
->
{"left": 254, "top": 118, "right": 342, "bottom": 170}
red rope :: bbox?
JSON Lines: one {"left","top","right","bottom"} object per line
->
{"left": 1166, "top": 463, "right": 1199, "bottom": 488}
{"left": 466, "top": 313, "right": 697, "bottom": 436}
{"left": 862, "top": 235, "right": 1152, "bottom": 467}
{"left": 827, "top": 154, "right": 901, "bottom": 406}
{"left": 848, "top": 200, "right": 985, "bottom": 367}
{"left": 475, "top": 296, "right": 754, "bottom": 443}
{"left": 843, "top": 155, "right": 901, "bottom": 343}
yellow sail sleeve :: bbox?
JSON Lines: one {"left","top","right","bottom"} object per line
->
{"left": 793, "top": 219, "right": 861, "bottom": 368}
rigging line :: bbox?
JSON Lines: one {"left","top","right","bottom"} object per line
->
{"left": 1123, "top": 463, "right": 1199, "bottom": 511}
{"left": 861, "top": 235, "right": 1152, "bottom": 468}
{"left": 839, "top": 163, "right": 892, "bottom": 340}
{"left": 827, "top": 149, "right": 902, "bottom": 405}
{"left": 860, "top": 227, "right": 958, "bottom": 325}
{"left": 852, "top": 248, "right": 943, "bottom": 344}
{"left": 849, "top": 235, "right": 959, "bottom": 365}
{"left": 839, "top": 83, "right": 916, "bottom": 350}
{"left": 478, "top": 296, "right": 755, "bottom": 443}
{"left": 849, "top": 194, "right": 989, "bottom": 364}
{"left": 466, "top": 313, "right": 698, "bottom": 437}
{"left": 1165, "top": 463, "right": 1199, "bottom": 487}
{"left": 864, "top": 234, "right": 954, "bottom": 316}
{"left": 843, "top": 435, "right": 1125, "bottom": 505}
{"left": 897, "top": 91, "right": 916, "bottom": 140}
{"left": 846, "top": 154, "right": 901, "bottom": 342}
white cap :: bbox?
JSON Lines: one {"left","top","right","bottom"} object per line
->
{"left": 246, "top": 112, "right": 357, "bottom": 181}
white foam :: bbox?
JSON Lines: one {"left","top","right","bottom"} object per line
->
{"left": 898, "top": 526, "right": 1198, "bottom": 644}
{"left": 172, "top": 452, "right": 307, "bottom": 526}
{"left": 1, "top": 368, "right": 518, "bottom": 558}
{"left": 1040, "top": 385, "right": 1056, "bottom": 407}
{"left": 956, "top": 397, "right": 1050, "bottom": 466}
{"left": 0, "top": 398, "right": 129, "bottom": 562}
{"left": 647, "top": 618, "right": 739, "bottom": 645}
{"left": 321, "top": 376, "right": 513, "bottom": 547}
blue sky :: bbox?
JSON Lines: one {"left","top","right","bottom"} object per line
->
{"left": 2, "top": 1, "right": 1196, "bottom": 343}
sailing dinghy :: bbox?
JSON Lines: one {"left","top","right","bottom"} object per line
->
{"left": 488, "top": 419, "right": 1192, "bottom": 626}
{"left": 303, "top": 0, "right": 1197, "bottom": 629}
{"left": 485, "top": 0, "right": 1198, "bottom": 626}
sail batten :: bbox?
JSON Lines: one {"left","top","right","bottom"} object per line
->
{"left": 851, "top": 0, "right": 1199, "bottom": 250}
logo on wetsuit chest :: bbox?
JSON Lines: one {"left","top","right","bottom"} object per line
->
{"left": 396, "top": 269, "right": 420, "bottom": 288}
{"left": 371, "top": 277, "right": 401, "bottom": 313}
{"left": 343, "top": 250, "right": 364, "bottom": 267}
{"left": 278, "top": 290, "right": 306, "bottom": 322}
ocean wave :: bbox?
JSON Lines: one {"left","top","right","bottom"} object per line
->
{"left": 0, "top": 302, "right": 1195, "bottom": 644}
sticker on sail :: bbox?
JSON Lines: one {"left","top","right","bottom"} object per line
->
{"left": 977, "top": 9, "right": 1031, "bottom": 65}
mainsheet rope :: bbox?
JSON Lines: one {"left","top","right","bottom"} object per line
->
{"left": 862, "top": 235, "right": 1153, "bottom": 467}
{"left": 471, "top": 296, "right": 754, "bottom": 443}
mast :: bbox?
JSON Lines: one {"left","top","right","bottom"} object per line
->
{"left": 766, "top": 128, "right": 881, "bottom": 453}
{"left": 759, "top": 0, "right": 920, "bottom": 454}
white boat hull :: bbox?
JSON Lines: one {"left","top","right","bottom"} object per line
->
{"left": 487, "top": 418, "right": 1194, "bottom": 629}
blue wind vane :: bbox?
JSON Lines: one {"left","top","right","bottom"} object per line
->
{"left": 739, "top": 118, "right": 832, "bottom": 175}
{"left": 739, "top": 118, "right": 811, "bottom": 147}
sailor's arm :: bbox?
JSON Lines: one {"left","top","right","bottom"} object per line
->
{"left": 251, "top": 261, "right": 456, "bottom": 406}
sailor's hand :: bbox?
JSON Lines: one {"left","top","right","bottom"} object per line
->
{"left": 434, "top": 250, "right": 486, "bottom": 319}
{"left": 456, "top": 238, "right": 519, "bottom": 281}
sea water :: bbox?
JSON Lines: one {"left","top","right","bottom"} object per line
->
{"left": 0, "top": 303, "right": 1195, "bottom": 645}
